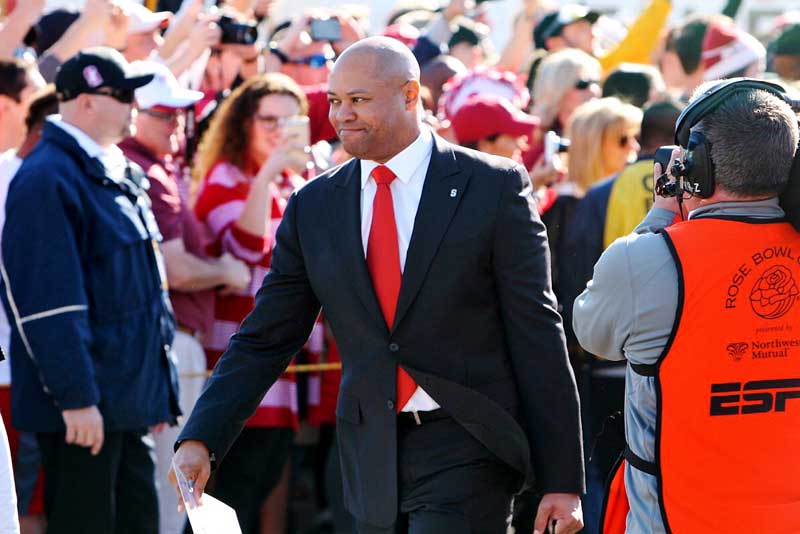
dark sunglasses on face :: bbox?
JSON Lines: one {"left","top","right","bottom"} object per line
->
{"left": 290, "top": 54, "right": 330, "bottom": 68}
{"left": 92, "top": 86, "right": 136, "bottom": 104}
{"left": 619, "top": 134, "right": 638, "bottom": 148}
{"left": 574, "top": 79, "right": 599, "bottom": 90}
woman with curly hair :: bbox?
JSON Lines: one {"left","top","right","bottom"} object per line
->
{"left": 192, "top": 73, "right": 309, "bottom": 533}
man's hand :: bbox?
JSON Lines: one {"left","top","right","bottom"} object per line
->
{"left": 169, "top": 440, "right": 211, "bottom": 512}
{"left": 61, "top": 405, "right": 104, "bottom": 456}
{"left": 533, "top": 493, "right": 583, "bottom": 534}
{"left": 653, "top": 147, "right": 682, "bottom": 214}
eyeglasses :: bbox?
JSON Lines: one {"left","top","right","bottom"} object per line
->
{"left": 141, "top": 108, "right": 184, "bottom": 122}
{"left": 289, "top": 54, "right": 331, "bottom": 69}
{"left": 574, "top": 79, "right": 599, "bottom": 90}
{"left": 92, "top": 87, "right": 135, "bottom": 104}
{"left": 254, "top": 114, "right": 300, "bottom": 131}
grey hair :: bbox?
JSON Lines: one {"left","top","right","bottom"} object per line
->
{"left": 692, "top": 85, "right": 799, "bottom": 197}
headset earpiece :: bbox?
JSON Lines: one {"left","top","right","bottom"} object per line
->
{"left": 683, "top": 130, "right": 715, "bottom": 198}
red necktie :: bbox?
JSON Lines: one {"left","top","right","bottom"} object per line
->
{"left": 366, "top": 165, "right": 417, "bottom": 412}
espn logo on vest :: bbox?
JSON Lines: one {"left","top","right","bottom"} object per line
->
{"left": 710, "top": 379, "right": 800, "bottom": 416}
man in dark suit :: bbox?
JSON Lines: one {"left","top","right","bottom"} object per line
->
{"left": 171, "top": 37, "right": 584, "bottom": 533}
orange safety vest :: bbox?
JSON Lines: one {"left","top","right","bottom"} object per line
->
{"left": 608, "top": 217, "right": 800, "bottom": 533}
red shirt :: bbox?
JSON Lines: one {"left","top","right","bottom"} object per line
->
{"left": 119, "top": 138, "right": 215, "bottom": 335}
{"left": 194, "top": 161, "right": 297, "bottom": 428}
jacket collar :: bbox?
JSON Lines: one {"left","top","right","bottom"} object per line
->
{"left": 41, "top": 122, "right": 146, "bottom": 194}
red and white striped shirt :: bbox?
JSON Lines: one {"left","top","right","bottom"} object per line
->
{"left": 194, "top": 161, "right": 297, "bottom": 428}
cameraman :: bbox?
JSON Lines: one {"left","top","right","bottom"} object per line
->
{"left": 572, "top": 83, "right": 800, "bottom": 532}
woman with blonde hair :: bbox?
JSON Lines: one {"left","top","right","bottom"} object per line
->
{"left": 192, "top": 73, "right": 310, "bottom": 534}
{"left": 526, "top": 48, "right": 601, "bottom": 190}
{"left": 542, "top": 97, "right": 642, "bottom": 313}
{"left": 532, "top": 48, "right": 602, "bottom": 132}
{"left": 565, "top": 96, "right": 643, "bottom": 193}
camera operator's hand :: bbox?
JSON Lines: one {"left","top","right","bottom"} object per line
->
{"left": 653, "top": 147, "right": 682, "bottom": 214}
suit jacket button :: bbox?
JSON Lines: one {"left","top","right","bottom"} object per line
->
{"left": 387, "top": 400, "right": 395, "bottom": 410}
{"left": 389, "top": 343, "right": 399, "bottom": 352}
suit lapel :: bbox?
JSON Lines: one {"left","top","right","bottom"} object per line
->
{"left": 392, "top": 136, "right": 469, "bottom": 332}
{"left": 327, "top": 160, "right": 387, "bottom": 332}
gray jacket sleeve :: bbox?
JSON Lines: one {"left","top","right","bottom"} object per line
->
{"left": 572, "top": 208, "right": 679, "bottom": 365}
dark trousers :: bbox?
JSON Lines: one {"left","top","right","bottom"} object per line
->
{"left": 207, "top": 426, "right": 294, "bottom": 534}
{"left": 37, "top": 430, "right": 157, "bottom": 534}
{"left": 355, "top": 415, "right": 518, "bottom": 534}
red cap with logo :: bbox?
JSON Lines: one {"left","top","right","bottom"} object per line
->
{"left": 450, "top": 95, "right": 539, "bottom": 144}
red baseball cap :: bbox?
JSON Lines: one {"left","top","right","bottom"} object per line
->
{"left": 451, "top": 95, "right": 539, "bottom": 144}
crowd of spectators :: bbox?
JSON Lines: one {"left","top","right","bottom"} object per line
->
{"left": 0, "top": 0, "right": 798, "bottom": 533}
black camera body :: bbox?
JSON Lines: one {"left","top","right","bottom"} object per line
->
{"left": 218, "top": 15, "right": 258, "bottom": 45}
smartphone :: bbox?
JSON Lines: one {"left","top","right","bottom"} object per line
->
{"left": 309, "top": 17, "right": 342, "bottom": 42}
{"left": 283, "top": 116, "right": 311, "bottom": 173}
{"left": 284, "top": 116, "right": 310, "bottom": 148}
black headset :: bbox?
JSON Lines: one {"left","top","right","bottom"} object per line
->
{"left": 658, "top": 77, "right": 800, "bottom": 200}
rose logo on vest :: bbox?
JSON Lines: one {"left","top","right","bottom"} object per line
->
{"left": 749, "top": 265, "right": 799, "bottom": 320}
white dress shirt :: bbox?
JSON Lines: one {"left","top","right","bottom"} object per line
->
{"left": 359, "top": 128, "right": 440, "bottom": 412}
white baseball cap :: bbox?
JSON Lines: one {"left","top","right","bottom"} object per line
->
{"left": 132, "top": 61, "right": 204, "bottom": 110}
{"left": 116, "top": 0, "right": 172, "bottom": 35}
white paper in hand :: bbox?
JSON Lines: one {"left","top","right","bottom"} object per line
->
{"left": 172, "top": 458, "right": 242, "bottom": 534}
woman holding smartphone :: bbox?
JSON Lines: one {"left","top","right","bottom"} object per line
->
{"left": 192, "top": 73, "right": 309, "bottom": 534}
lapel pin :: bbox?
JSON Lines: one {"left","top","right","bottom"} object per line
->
{"left": 450, "top": 189, "right": 457, "bottom": 198}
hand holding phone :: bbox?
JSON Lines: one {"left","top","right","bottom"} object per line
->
{"left": 309, "top": 16, "right": 342, "bottom": 42}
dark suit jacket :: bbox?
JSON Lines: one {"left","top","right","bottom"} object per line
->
{"left": 179, "top": 135, "right": 584, "bottom": 527}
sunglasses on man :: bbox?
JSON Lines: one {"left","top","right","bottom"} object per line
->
{"left": 92, "top": 86, "right": 136, "bottom": 104}
{"left": 289, "top": 54, "right": 331, "bottom": 69}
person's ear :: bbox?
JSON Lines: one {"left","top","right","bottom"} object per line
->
{"left": 403, "top": 80, "right": 420, "bottom": 110}
{"left": 77, "top": 94, "right": 94, "bottom": 114}
{"left": 545, "top": 35, "right": 564, "bottom": 51}
{"left": 0, "top": 94, "right": 13, "bottom": 117}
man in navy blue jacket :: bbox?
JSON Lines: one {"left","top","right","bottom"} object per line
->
{"left": 0, "top": 48, "right": 180, "bottom": 533}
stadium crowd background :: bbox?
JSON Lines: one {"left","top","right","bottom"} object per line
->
{"left": 0, "top": 0, "right": 798, "bottom": 532}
